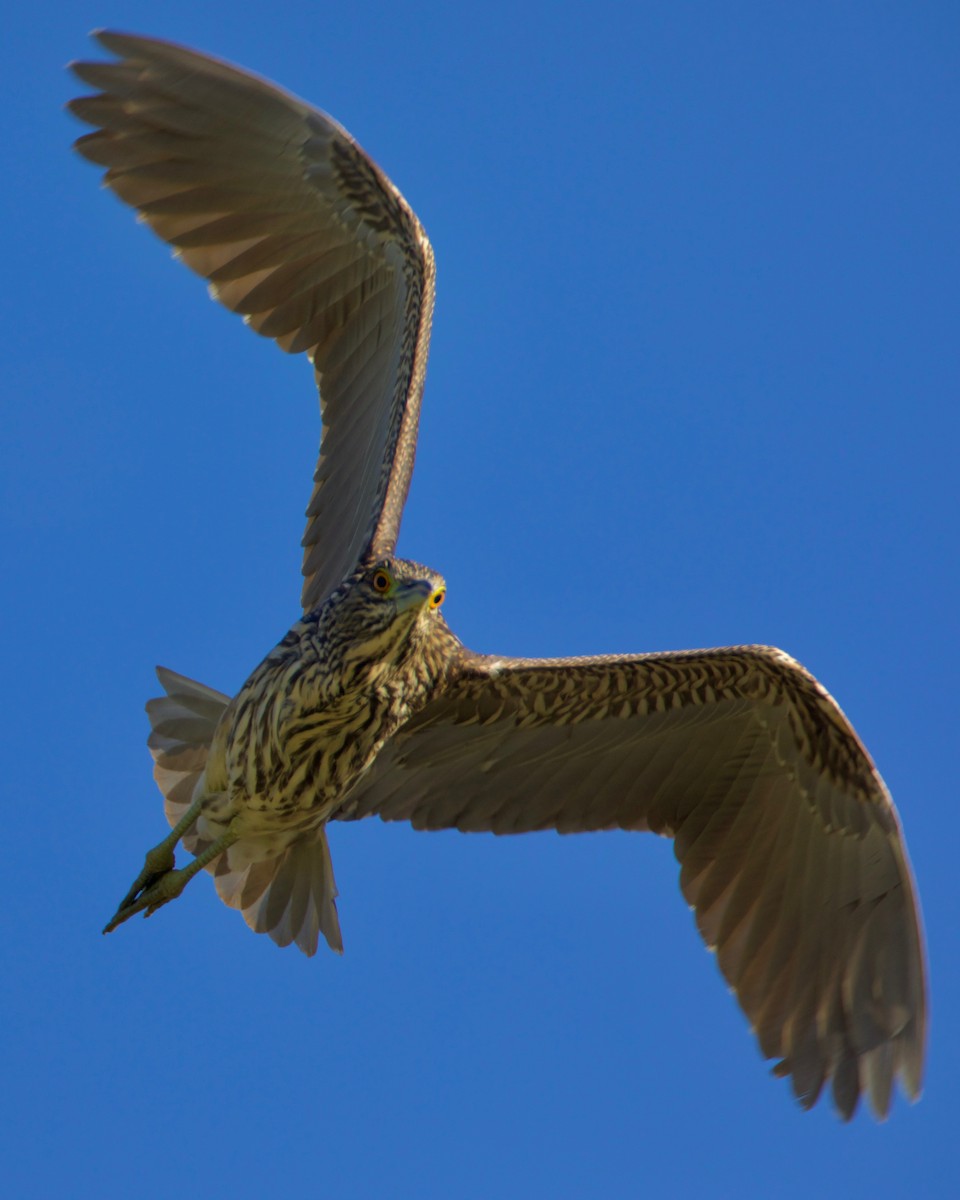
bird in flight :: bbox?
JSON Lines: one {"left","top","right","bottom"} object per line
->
{"left": 70, "top": 31, "right": 926, "bottom": 1121}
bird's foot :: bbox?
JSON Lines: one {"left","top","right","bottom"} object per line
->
{"left": 103, "top": 865, "right": 190, "bottom": 933}
{"left": 103, "top": 844, "right": 179, "bottom": 934}
{"left": 103, "top": 828, "right": 238, "bottom": 937}
{"left": 118, "top": 843, "right": 176, "bottom": 909}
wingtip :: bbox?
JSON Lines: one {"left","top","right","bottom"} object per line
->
{"left": 91, "top": 28, "right": 133, "bottom": 51}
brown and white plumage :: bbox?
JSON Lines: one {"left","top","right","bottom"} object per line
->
{"left": 342, "top": 646, "right": 925, "bottom": 1118}
{"left": 71, "top": 32, "right": 926, "bottom": 1121}
{"left": 70, "top": 29, "right": 434, "bottom": 611}
{"left": 146, "top": 667, "right": 344, "bottom": 955}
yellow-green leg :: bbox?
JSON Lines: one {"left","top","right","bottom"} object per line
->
{"left": 103, "top": 799, "right": 238, "bottom": 933}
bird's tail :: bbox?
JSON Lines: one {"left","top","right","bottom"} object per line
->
{"left": 146, "top": 666, "right": 230, "bottom": 842}
{"left": 145, "top": 666, "right": 343, "bottom": 956}
{"left": 215, "top": 831, "right": 344, "bottom": 956}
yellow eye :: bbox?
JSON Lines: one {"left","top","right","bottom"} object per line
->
{"left": 372, "top": 569, "right": 392, "bottom": 595}
{"left": 429, "top": 587, "right": 446, "bottom": 610}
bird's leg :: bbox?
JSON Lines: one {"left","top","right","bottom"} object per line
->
{"left": 103, "top": 830, "right": 239, "bottom": 932}
{"left": 103, "top": 797, "right": 237, "bottom": 933}
{"left": 109, "top": 798, "right": 206, "bottom": 914}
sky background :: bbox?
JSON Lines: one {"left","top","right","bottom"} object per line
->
{"left": 4, "top": 2, "right": 958, "bottom": 1197}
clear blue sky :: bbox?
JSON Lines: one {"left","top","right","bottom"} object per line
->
{"left": 5, "top": 3, "right": 957, "bottom": 1197}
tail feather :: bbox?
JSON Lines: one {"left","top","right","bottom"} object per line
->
{"left": 214, "top": 831, "right": 343, "bottom": 956}
{"left": 146, "top": 666, "right": 231, "bottom": 841}
{"left": 145, "top": 666, "right": 343, "bottom": 956}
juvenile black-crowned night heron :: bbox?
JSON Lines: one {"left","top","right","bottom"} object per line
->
{"left": 70, "top": 31, "right": 926, "bottom": 1121}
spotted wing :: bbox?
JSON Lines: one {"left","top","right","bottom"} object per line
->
{"left": 342, "top": 644, "right": 926, "bottom": 1120}
{"left": 69, "top": 31, "right": 435, "bottom": 611}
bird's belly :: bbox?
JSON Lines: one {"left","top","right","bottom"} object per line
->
{"left": 224, "top": 696, "right": 392, "bottom": 829}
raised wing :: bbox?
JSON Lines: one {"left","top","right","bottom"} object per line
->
{"left": 69, "top": 31, "right": 435, "bottom": 611}
{"left": 341, "top": 644, "right": 926, "bottom": 1119}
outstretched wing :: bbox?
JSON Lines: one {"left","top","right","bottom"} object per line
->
{"left": 342, "top": 644, "right": 926, "bottom": 1120}
{"left": 69, "top": 31, "right": 435, "bottom": 611}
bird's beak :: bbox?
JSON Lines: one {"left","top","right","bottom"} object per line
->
{"left": 393, "top": 579, "right": 437, "bottom": 614}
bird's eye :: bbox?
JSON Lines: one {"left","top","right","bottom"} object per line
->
{"left": 429, "top": 587, "right": 446, "bottom": 610}
{"left": 372, "top": 569, "right": 392, "bottom": 594}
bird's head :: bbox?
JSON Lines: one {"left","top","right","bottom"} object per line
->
{"left": 321, "top": 557, "right": 448, "bottom": 681}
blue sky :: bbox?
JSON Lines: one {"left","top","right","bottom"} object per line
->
{"left": 5, "top": 2, "right": 958, "bottom": 1197}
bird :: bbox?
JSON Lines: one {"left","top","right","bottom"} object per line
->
{"left": 69, "top": 30, "right": 926, "bottom": 1121}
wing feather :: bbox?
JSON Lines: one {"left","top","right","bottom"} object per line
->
{"left": 341, "top": 643, "right": 926, "bottom": 1119}
{"left": 69, "top": 31, "right": 435, "bottom": 611}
